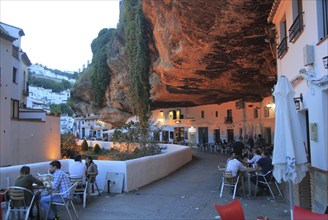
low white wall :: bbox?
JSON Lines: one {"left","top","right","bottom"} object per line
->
{"left": 0, "top": 145, "right": 192, "bottom": 193}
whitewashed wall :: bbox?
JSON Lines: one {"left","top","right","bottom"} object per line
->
{"left": 0, "top": 145, "right": 192, "bottom": 193}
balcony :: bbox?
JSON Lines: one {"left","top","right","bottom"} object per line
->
{"left": 277, "top": 36, "right": 288, "bottom": 59}
{"left": 289, "top": 12, "right": 304, "bottom": 43}
{"left": 224, "top": 117, "right": 233, "bottom": 124}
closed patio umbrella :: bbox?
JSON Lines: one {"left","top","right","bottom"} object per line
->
{"left": 272, "top": 75, "right": 308, "bottom": 220}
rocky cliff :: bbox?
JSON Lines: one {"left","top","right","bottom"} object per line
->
{"left": 72, "top": 0, "right": 276, "bottom": 127}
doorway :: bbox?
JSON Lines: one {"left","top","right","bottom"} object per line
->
{"left": 198, "top": 127, "right": 208, "bottom": 144}
{"left": 227, "top": 129, "right": 234, "bottom": 144}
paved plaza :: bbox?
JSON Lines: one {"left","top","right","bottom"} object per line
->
{"left": 52, "top": 150, "right": 290, "bottom": 220}
{"left": 1, "top": 150, "right": 290, "bottom": 219}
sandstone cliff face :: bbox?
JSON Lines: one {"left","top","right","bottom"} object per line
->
{"left": 143, "top": 0, "right": 276, "bottom": 108}
{"left": 73, "top": 0, "right": 276, "bottom": 127}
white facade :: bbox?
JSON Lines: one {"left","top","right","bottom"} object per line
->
{"left": 0, "top": 22, "right": 61, "bottom": 167}
{"left": 29, "top": 64, "right": 76, "bottom": 84}
{"left": 73, "top": 115, "right": 112, "bottom": 140}
{"left": 269, "top": 0, "right": 328, "bottom": 212}
{"left": 60, "top": 115, "right": 74, "bottom": 134}
{"left": 144, "top": 96, "right": 276, "bottom": 146}
{"left": 28, "top": 86, "right": 70, "bottom": 105}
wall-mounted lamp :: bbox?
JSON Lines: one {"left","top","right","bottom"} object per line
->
{"left": 294, "top": 93, "right": 303, "bottom": 110}
{"left": 266, "top": 103, "right": 275, "bottom": 109}
{"left": 323, "top": 56, "right": 328, "bottom": 69}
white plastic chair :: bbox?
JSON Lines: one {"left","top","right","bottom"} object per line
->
{"left": 5, "top": 186, "right": 36, "bottom": 220}
{"left": 70, "top": 176, "right": 88, "bottom": 208}
{"left": 219, "top": 171, "right": 242, "bottom": 199}
{"left": 46, "top": 181, "right": 79, "bottom": 220}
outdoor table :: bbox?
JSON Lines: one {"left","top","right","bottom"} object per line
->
{"left": 245, "top": 167, "right": 256, "bottom": 196}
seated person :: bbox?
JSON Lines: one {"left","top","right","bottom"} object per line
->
{"left": 85, "top": 156, "right": 99, "bottom": 194}
{"left": 226, "top": 154, "right": 247, "bottom": 178}
{"left": 251, "top": 151, "right": 273, "bottom": 195}
{"left": 69, "top": 154, "right": 87, "bottom": 182}
{"left": 246, "top": 149, "right": 262, "bottom": 165}
{"left": 85, "top": 156, "right": 98, "bottom": 180}
{"left": 40, "top": 160, "right": 71, "bottom": 220}
{"left": 15, "top": 166, "right": 44, "bottom": 219}
{"left": 225, "top": 154, "right": 247, "bottom": 195}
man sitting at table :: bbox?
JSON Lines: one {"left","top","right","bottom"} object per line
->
{"left": 251, "top": 151, "right": 273, "bottom": 196}
{"left": 69, "top": 154, "right": 87, "bottom": 181}
{"left": 15, "top": 166, "right": 44, "bottom": 219}
{"left": 226, "top": 154, "right": 247, "bottom": 195}
{"left": 40, "top": 160, "right": 70, "bottom": 220}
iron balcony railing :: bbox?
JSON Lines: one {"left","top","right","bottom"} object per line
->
{"left": 277, "top": 36, "right": 288, "bottom": 59}
{"left": 289, "top": 12, "right": 304, "bottom": 42}
{"left": 224, "top": 117, "right": 233, "bottom": 124}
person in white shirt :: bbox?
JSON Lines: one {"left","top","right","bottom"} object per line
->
{"left": 226, "top": 155, "right": 247, "bottom": 177}
{"left": 247, "top": 149, "right": 262, "bottom": 165}
{"left": 69, "top": 154, "right": 87, "bottom": 180}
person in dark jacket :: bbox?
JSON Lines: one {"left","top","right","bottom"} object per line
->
{"left": 232, "top": 137, "right": 245, "bottom": 158}
{"left": 15, "top": 166, "right": 44, "bottom": 218}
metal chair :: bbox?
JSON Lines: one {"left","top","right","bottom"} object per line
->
{"left": 255, "top": 170, "right": 282, "bottom": 199}
{"left": 87, "top": 173, "right": 100, "bottom": 197}
{"left": 5, "top": 186, "right": 36, "bottom": 220}
{"left": 70, "top": 177, "right": 88, "bottom": 208}
{"left": 219, "top": 171, "right": 243, "bottom": 199}
{"left": 46, "top": 181, "right": 79, "bottom": 220}
{"left": 214, "top": 199, "right": 245, "bottom": 220}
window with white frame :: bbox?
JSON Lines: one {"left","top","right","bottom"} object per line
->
{"left": 317, "top": 0, "right": 328, "bottom": 40}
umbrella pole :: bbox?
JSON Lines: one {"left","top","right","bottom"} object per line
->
{"left": 289, "top": 180, "right": 294, "bottom": 220}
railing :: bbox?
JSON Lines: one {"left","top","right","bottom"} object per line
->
{"left": 224, "top": 117, "right": 233, "bottom": 124}
{"left": 277, "top": 36, "right": 288, "bottom": 59}
{"left": 289, "top": 12, "right": 304, "bottom": 42}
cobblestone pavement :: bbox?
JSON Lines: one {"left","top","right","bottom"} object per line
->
{"left": 54, "top": 150, "right": 290, "bottom": 219}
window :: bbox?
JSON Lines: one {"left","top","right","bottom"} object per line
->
{"left": 11, "top": 99, "right": 19, "bottom": 119}
{"left": 318, "top": 0, "right": 328, "bottom": 40}
{"left": 264, "top": 107, "right": 270, "bottom": 117}
{"left": 289, "top": 0, "right": 303, "bottom": 42}
{"left": 277, "top": 18, "right": 288, "bottom": 58}
{"left": 215, "top": 111, "right": 218, "bottom": 117}
{"left": 201, "top": 110, "right": 205, "bottom": 118}
{"left": 224, "top": 109, "right": 233, "bottom": 124}
{"left": 254, "top": 108, "right": 259, "bottom": 118}
{"left": 12, "top": 67, "right": 17, "bottom": 83}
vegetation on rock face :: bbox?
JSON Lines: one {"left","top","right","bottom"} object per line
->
{"left": 124, "top": 0, "right": 151, "bottom": 138}
{"left": 50, "top": 103, "right": 74, "bottom": 116}
{"left": 90, "top": 28, "right": 116, "bottom": 107}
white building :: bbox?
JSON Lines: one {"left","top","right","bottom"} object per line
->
{"left": 268, "top": 0, "right": 328, "bottom": 213}
{"left": 129, "top": 96, "right": 276, "bottom": 147}
{"left": 73, "top": 114, "right": 112, "bottom": 140}
{"left": 0, "top": 22, "right": 61, "bottom": 167}
{"left": 29, "top": 64, "right": 76, "bottom": 84}
{"left": 28, "top": 86, "right": 70, "bottom": 106}
{"left": 60, "top": 114, "right": 74, "bottom": 134}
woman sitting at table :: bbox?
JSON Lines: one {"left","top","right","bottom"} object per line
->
{"left": 246, "top": 149, "right": 262, "bottom": 166}
{"left": 15, "top": 166, "right": 44, "bottom": 219}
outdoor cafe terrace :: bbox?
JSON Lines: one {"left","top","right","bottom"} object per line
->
{"left": 0, "top": 145, "right": 302, "bottom": 219}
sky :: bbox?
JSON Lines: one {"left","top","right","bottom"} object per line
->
{"left": 0, "top": 0, "right": 120, "bottom": 72}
